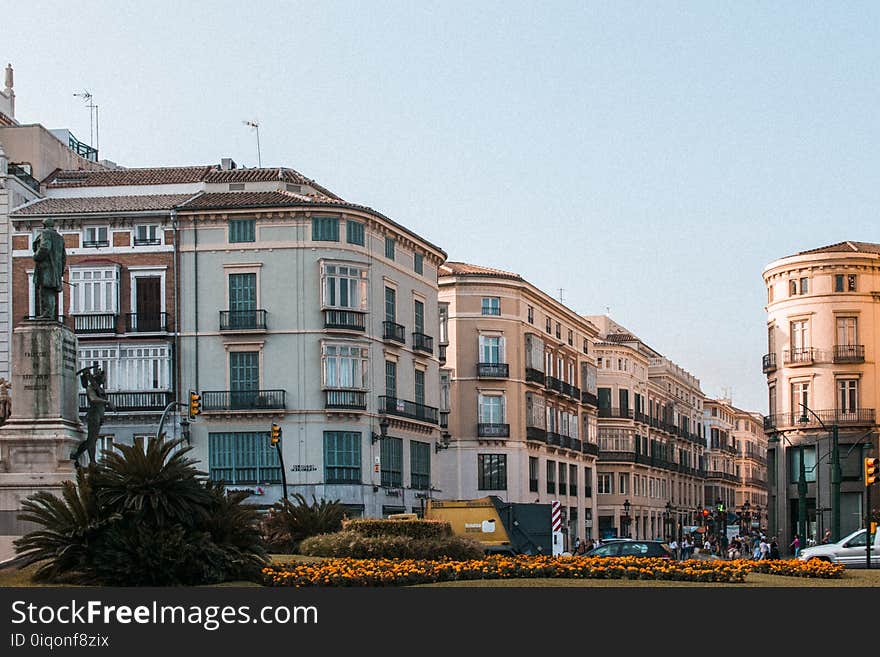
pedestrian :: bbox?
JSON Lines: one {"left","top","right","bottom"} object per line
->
{"left": 759, "top": 537, "right": 770, "bottom": 560}
{"left": 752, "top": 538, "right": 762, "bottom": 560}
{"left": 821, "top": 529, "right": 832, "bottom": 544}
{"left": 789, "top": 534, "right": 801, "bottom": 558}
{"left": 669, "top": 538, "right": 679, "bottom": 559}
{"left": 770, "top": 537, "right": 780, "bottom": 560}
{"left": 574, "top": 536, "right": 581, "bottom": 553}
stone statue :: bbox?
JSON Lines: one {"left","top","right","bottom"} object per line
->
{"left": 70, "top": 364, "right": 115, "bottom": 466}
{"left": 32, "top": 217, "right": 66, "bottom": 320}
{"left": 0, "top": 377, "right": 10, "bottom": 424}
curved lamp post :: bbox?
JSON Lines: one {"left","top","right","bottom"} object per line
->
{"left": 622, "top": 499, "right": 631, "bottom": 538}
{"left": 798, "top": 402, "right": 841, "bottom": 542}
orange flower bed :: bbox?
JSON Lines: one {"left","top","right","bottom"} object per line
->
{"left": 262, "top": 556, "right": 846, "bottom": 587}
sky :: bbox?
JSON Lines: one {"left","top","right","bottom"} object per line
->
{"left": 4, "top": 1, "right": 878, "bottom": 412}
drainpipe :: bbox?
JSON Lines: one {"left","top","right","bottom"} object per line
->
{"left": 193, "top": 214, "right": 199, "bottom": 393}
{"left": 172, "top": 209, "right": 180, "bottom": 419}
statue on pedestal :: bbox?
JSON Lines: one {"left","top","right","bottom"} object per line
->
{"left": 70, "top": 364, "right": 115, "bottom": 466}
{"left": 32, "top": 217, "right": 66, "bottom": 320}
{"left": 0, "top": 377, "right": 10, "bottom": 424}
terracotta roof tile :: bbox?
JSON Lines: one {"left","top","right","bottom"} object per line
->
{"left": 602, "top": 333, "right": 638, "bottom": 343}
{"left": 439, "top": 261, "right": 522, "bottom": 280}
{"left": 205, "top": 168, "right": 342, "bottom": 200}
{"left": 178, "top": 190, "right": 337, "bottom": 209}
{"left": 45, "top": 166, "right": 214, "bottom": 188}
{"left": 795, "top": 241, "right": 880, "bottom": 256}
{"left": 12, "top": 194, "right": 195, "bottom": 215}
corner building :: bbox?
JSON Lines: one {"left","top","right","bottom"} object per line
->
{"left": 435, "top": 263, "right": 600, "bottom": 549}
{"left": 763, "top": 241, "right": 880, "bottom": 546}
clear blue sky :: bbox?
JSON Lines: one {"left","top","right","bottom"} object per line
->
{"left": 6, "top": 1, "right": 878, "bottom": 412}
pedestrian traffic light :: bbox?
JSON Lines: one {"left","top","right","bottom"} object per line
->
{"left": 865, "top": 457, "right": 879, "bottom": 486}
{"left": 701, "top": 508, "right": 710, "bottom": 520}
{"left": 188, "top": 390, "right": 201, "bottom": 419}
{"left": 270, "top": 423, "right": 282, "bottom": 446}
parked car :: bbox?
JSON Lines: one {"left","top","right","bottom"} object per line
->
{"left": 798, "top": 528, "right": 880, "bottom": 568}
{"left": 583, "top": 540, "right": 674, "bottom": 559}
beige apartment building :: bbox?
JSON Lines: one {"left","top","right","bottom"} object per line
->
{"left": 435, "top": 263, "right": 600, "bottom": 548}
{"left": 763, "top": 241, "right": 879, "bottom": 547}
{"left": 586, "top": 316, "right": 706, "bottom": 541}
{"left": 731, "top": 405, "right": 768, "bottom": 531}
{"left": 703, "top": 398, "right": 740, "bottom": 514}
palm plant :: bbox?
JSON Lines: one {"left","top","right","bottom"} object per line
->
{"left": 261, "top": 493, "right": 346, "bottom": 552}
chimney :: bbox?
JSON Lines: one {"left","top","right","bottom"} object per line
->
{"left": 220, "top": 157, "right": 236, "bottom": 171}
{"left": 2, "top": 63, "right": 14, "bottom": 118}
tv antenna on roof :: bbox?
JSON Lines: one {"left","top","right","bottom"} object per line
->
{"left": 243, "top": 119, "right": 261, "bottom": 167}
{"left": 558, "top": 288, "right": 565, "bottom": 303}
{"left": 73, "top": 90, "right": 98, "bottom": 151}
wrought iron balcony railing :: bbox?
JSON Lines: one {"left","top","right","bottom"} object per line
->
{"left": 477, "top": 362, "right": 509, "bottom": 378}
{"left": 525, "top": 368, "right": 545, "bottom": 385}
{"left": 833, "top": 344, "right": 865, "bottom": 363}
{"left": 545, "top": 376, "right": 564, "bottom": 394}
{"left": 202, "top": 389, "right": 286, "bottom": 411}
{"left": 324, "top": 389, "right": 367, "bottom": 410}
{"left": 383, "top": 321, "right": 405, "bottom": 344}
{"left": 783, "top": 348, "right": 814, "bottom": 365}
{"left": 125, "top": 312, "right": 168, "bottom": 333}
{"left": 762, "top": 353, "right": 776, "bottom": 373}
{"left": 526, "top": 426, "right": 547, "bottom": 443}
{"left": 478, "top": 423, "right": 510, "bottom": 438}
{"left": 78, "top": 390, "right": 173, "bottom": 413}
{"left": 378, "top": 395, "right": 438, "bottom": 424}
{"left": 598, "top": 407, "right": 634, "bottom": 419}
{"left": 73, "top": 313, "right": 116, "bottom": 334}
{"left": 412, "top": 332, "right": 434, "bottom": 354}
{"left": 581, "top": 390, "right": 598, "bottom": 407}
{"left": 219, "top": 309, "right": 267, "bottom": 331}
{"left": 764, "top": 408, "right": 875, "bottom": 431}
{"left": 323, "top": 309, "right": 366, "bottom": 331}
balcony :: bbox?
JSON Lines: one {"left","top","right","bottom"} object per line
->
{"left": 73, "top": 313, "right": 116, "bottom": 334}
{"left": 378, "top": 395, "right": 438, "bottom": 424}
{"left": 561, "top": 382, "right": 581, "bottom": 401}
{"left": 634, "top": 411, "right": 650, "bottom": 425}
{"left": 324, "top": 389, "right": 367, "bottom": 410}
{"left": 764, "top": 408, "right": 875, "bottom": 431}
{"left": 323, "top": 309, "right": 365, "bottom": 331}
{"left": 783, "top": 348, "right": 814, "bottom": 365}
{"left": 762, "top": 353, "right": 776, "bottom": 373}
{"left": 78, "top": 390, "right": 173, "bottom": 413}
{"left": 598, "top": 407, "right": 634, "bottom": 420}
{"left": 581, "top": 390, "right": 598, "bottom": 407}
{"left": 202, "top": 389, "right": 286, "bottom": 411}
{"left": 82, "top": 239, "right": 110, "bottom": 249}
{"left": 125, "top": 312, "right": 168, "bottom": 333}
{"left": 571, "top": 438, "right": 583, "bottom": 452}
{"left": 439, "top": 410, "right": 449, "bottom": 428}
{"left": 597, "top": 449, "right": 635, "bottom": 462}
{"left": 547, "top": 431, "right": 562, "bottom": 446}
{"left": 545, "top": 376, "right": 564, "bottom": 395}
{"left": 833, "top": 344, "right": 865, "bottom": 364}
{"left": 383, "top": 321, "right": 405, "bottom": 344}
{"left": 219, "top": 309, "right": 267, "bottom": 331}
{"left": 412, "top": 332, "right": 434, "bottom": 354}
{"left": 477, "top": 362, "right": 509, "bottom": 378}
{"left": 582, "top": 442, "right": 599, "bottom": 457}
{"left": 478, "top": 423, "right": 510, "bottom": 438}
{"left": 133, "top": 237, "right": 162, "bottom": 246}
{"left": 525, "top": 368, "right": 545, "bottom": 386}
{"left": 526, "top": 426, "right": 547, "bottom": 443}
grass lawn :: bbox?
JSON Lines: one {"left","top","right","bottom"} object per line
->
{"left": 3, "top": 557, "right": 880, "bottom": 588}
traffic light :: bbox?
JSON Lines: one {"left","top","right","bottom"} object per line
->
{"left": 188, "top": 390, "right": 201, "bottom": 419}
{"left": 270, "top": 423, "right": 282, "bottom": 446}
{"left": 865, "top": 457, "right": 879, "bottom": 486}
{"left": 701, "top": 508, "right": 710, "bottom": 520}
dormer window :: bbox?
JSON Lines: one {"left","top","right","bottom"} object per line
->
{"left": 83, "top": 226, "right": 109, "bottom": 248}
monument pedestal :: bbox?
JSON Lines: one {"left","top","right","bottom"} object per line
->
{"left": 0, "top": 321, "right": 83, "bottom": 534}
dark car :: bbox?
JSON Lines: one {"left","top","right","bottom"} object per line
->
{"left": 583, "top": 540, "right": 674, "bottom": 559}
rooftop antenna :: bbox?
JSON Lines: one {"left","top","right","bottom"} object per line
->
{"left": 73, "top": 90, "right": 98, "bottom": 151}
{"left": 558, "top": 288, "right": 565, "bottom": 303}
{"left": 243, "top": 120, "right": 261, "bottom": 167}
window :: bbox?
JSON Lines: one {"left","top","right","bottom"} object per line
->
{"left": 322, "top": 344, "right": 368, "bottom": 389}
{"left": 529, "top": 457, "right": 539, "bottom": 492}
{"left": 527, "top": 306, "right": 534, "bottom": 324}
{"left": 597, "top": 473, "right": 613, "bottom": 495}
{"left": 228, "top": 219, "right": 255, "bottom": 243}
{"left": 79, "top": 344, "right": 172, "bottom": 392}
{"left": 569, "top": 464, "right": 578, "bottom": 497}
{"left": 134, "top": 225, "right": 160, "bottom": 245}
{"left": 790, "top": 320, "right": 810, "bottom": 360}
{"left": 479, "top": 394, "right": 505, "bottom": 424}
{"left": 312, "top": 216, "right": 339, "bottom": 241}
{"left": 479, "top": 335, "right": 504, "bottom": 364}
{"left": 385, "top": 236, "right": 395, "bottom": 260}
{"left": 97, "top": 435, "right": 115, "bottom": 462}
{"left": 555, "top": 322, "right": 561, "bottom": 339}
{"left": 799, "top": 277, "right": 808, "bottom": 294}
{"left": 567, "top": 330, "right": 573, "bottom": 346}
{"left": 227, "top": 272, "right": 257, "bottom": 328}
{"left": 69, "top": 266, "right": 119, "bottom": 315}
{"left": 836, "top": 317, "right": 857, "bottom": 346}
{"left": 83, "top": 226, "right": 109, "bottom": 247}
{"left": 789, "top": 279, "right": 797, "bottom": 296}
{"left": 546, "top": 460, "right": 556, "bottom": 494}
{"left": 385, "top": 360, "right": 397, "bottom": 398}
{"left": 559, "top": 463, "right": 567, "bottom": 496}
{"left": 384, "top": 287, "right": 396, "bottom": 323}
{"left": 410, "top": 441, "right": 430, "bottom": 489}
{"left": 837, "top": 379, "right": 858, "bottom": 414}
{"left": 847, "top": 274, "right": 857, "bottom": 292}
{"left": 413, "top": 253, "right": 424, "bottom": 275}
{"left": 380, "top": 436, "right": 403, "bottom": 487}
{"left": 229, "top": 351, "right": 260, "bottom": 405}
{"left": 481, "top": 297, "right": 501, "bottom": 316}
{"left": 478, "top": 454, "right": 507, "bottom": 490}
{"left": 414, "top": 369, "right": 425, "bottom": 406}
{"left": 439, "top": 304, "right": 449, "bottom": 344}
{"left": 209, "top": 431, "right": 280, "bottom": 484}
{"left": 791, "top": 381, "right": 809, "bottom": 421}
{"left": 324, "top": 431, "right": 361, "bottom": 483}
{"left": 414, "top": 299, "right": 425, "bottom": 334}
{"left": 789, "top": 445, "right": 817, "bottom": 483}
{"left": 835, "top": 275, "right": 844, "bottom": 293}
{"left": 768, "top": 284, "right": 774, "bottom": 303}
{"left": 545, "top": 317, "right": 552, "bottom": 334}
{"left": 346, "top": 220, "right": 364, "bottom": 246}
{"left": 618, "top": 473, "right": 629, "bottom": 496}
{"left": 322, "top": 264, "right": 367, "bottom": 310}
{"left": 584, "top": 467, "right": 593, "bottom": 496}
{"left": 583, "top": 338, "right": 588, "bottom": 354}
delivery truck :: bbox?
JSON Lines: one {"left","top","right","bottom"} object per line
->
{"left": 424, "top": 496, "right": 558, "bottom": 556}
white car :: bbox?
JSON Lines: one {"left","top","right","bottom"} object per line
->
{"left": 798, "top": 528, "right": 880, "bottom": 568}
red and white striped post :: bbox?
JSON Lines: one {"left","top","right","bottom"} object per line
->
{"left": 551, "top": 500, "right": 563, "bottom": 556}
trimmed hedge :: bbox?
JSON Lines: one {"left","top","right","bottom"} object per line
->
{"left": 342, "top": 518, "right": 452, "bottom": 540}
{"left": 299, "top": 531, "right": 483, "bottom": 560}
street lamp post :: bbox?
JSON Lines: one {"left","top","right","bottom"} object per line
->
{"left": 798, "top": 445, "right": 808, "bottom": 551}
{"left": 799, "top": 403, "right": 841, "bottom": 542}
{"left": 622, "top": 499, "right": 631, "bottom": 538}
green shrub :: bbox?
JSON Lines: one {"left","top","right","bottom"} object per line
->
{"left": 299, "top": 530, "right": 483, "bottom": 560}
{"left": 14, "top": 437, "right": 268, "bottom": 585}
{"left": 343, "top": 518, "right": 452, "bottom": 540}
{"left": 260, "top": 494, "right": 346, "bottom": 553}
